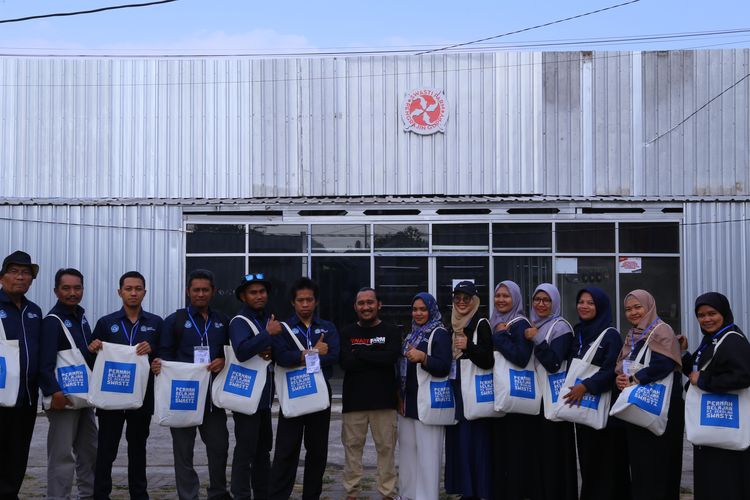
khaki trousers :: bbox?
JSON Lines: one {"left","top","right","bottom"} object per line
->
{"left": 341, "top": 409, "right": 398, "bottom": 497}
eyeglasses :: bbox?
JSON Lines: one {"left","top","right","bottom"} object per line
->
{"left": 453, "top": 295, "right": 472, "bottom": 304}
{"left": 244, "top": 273, "right": 265, "bottom": 282}
{"left": 5, "top": 268, "right": 33, "bottom": 277}
{"left": 532, "top": 297, "right": 552, "bottom": 304}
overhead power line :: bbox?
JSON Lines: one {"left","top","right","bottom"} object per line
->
{"left": 0, "top": 0, "right": 178, "bottom": 25}
{"left": 416, "top": 0, "right": 642, "bottom": 55}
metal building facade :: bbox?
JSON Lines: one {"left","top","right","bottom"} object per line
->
{"left": 0, "top": 49, "right": 749, "bottom": 341}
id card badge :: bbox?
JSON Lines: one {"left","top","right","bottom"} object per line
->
{"left": 305, "top": 349, "right": 321, "bottom": 374}
{"left": 449, "top": 359, "right": 457, "bottom": 380}
{"left": 622, "top": 359, "right": 633, "bottom": 376}
{"left": 194, "top": 345, "right": 210, "bottom": 364}
{"left": 400, "top": 357, "right": 408, "bottom": 377}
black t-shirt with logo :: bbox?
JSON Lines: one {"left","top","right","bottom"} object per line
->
{"left": 340, "top": 321, "right": 402, "bottom": 413}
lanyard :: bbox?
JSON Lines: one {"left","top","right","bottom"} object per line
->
{"left": 630, "top": 318, "right": 660, "bottom": 354}
{"left": 693, "top": 324, "right": 735, "bottom": 371}
{"left": 120, "top": 320, "right": 140, "bottom": 346}
{"left": 187, "top": 309, "right": 211, "bottom": 346}
{"left": 79, "top": 315, "right": 91, "bottom": 344}
{"left": 302, "top": 323, "right": 313, "bottom": 349}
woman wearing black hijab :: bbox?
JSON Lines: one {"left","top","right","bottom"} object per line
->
{"left": 681, "top": 292, "right": 750, "bottom": 500}
{"left": 562, "top": 287, "right": 630, "bottom": 500}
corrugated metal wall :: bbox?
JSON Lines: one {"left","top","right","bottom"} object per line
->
{"left": 0, "top": 205, "right": 184, "bottom": 321}
{"left": 0, "top": 53, "right": 543, "bottom": 199}
{"left": 683, "top": 201, "right": 750, "bottom": 346}
{"left": 1, "top": 50, "right": 748, "bottom": 199}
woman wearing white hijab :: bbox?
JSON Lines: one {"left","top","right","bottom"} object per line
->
{"left": 490, "top": 280, "right": 535, "bottom": 500}
{"left": 523, "top": 283, "right": 577, "bottom": 500}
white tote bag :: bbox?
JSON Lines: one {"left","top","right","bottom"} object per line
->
{"left": 88, "top": 342, "right": 150, "bottom": 410}
{"left": 493, "top": 316, "right": 541, "bottom": 415}
{"left": 610, "top": 325, "right": 673, "bottom": 436}
{"left": 211, "top": 316, "right": 271, "bottom": 416}
{"left": 154, "top": 360, "right": 210, "bottom": 428}
{"left": 42, "top": 314, "right": 93, "bottom": 410}
{"left": 460, "top": 319, "right": 504, "bottom": 420}
{"left": 535, "top": 318, "right": 573, "bottom": 421}
{"left": 417, "top": 328, "right": 457, "bottom": 426}
{"left": 685, "top": 331, "right": 750, "bottom": 451}
{"left": 274, "top": 323, "right": 330, "bottom": 418}
{"left": 553, "top": 328, "right": 613, "bottom": 430}
{"left": 0, "top": 317, "right": 21, "bottom": 407}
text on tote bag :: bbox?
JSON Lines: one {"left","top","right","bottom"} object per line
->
{"left": 475, "top": 374, "right": 494, "bottom": 403}
{"left": 627, "top": 383, "right": 667, "bottom": 416}
{"left": 430, "top": 380, "right": 454, "bottom": 409}
{"left": 701, "top": 393, "right": 740, "bottom": 429}
{"left": 101, "top": 361, "right": 137, "bottom": 393}
{"left": 509, "top": 369, "right": 536, "bottom": 399}
{"left": 548, "top": 372, "right": 566, "bottom": 404}
{"left": 58, "top": 364, "right": 89, "bottom": 394}
{"left": 286, "top": 368, "right": 318, "bottom": 399}
{"left": 170, "top": 380, "right": 200, "bottom": 411}
{"left": 223, "top": 364, "right": 259, "bottom": 398}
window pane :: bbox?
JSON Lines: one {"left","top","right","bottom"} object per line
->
{"left": 247, "top": 256, "right": 309, "bottom": 322}
{"left": 556, "top": 223, "right": 615, "bottom": 253}
{"left": 436, "top": 256, "right": 490, "bottom": 320}
{"left": 186, "top": 224, "right": 245, "bottom": 254}
{"left": 493, "top": 223, "right": 552, "bottom": 253}
{"left": 312, "top": 257, "right": 371, "bottom": 329}
{"left": 619, "top": 257, "right": 681, "bottom": 334}
{"left": 619, "top": 222, "right": 679, "bottom": 254}
{"left": 433, "top": 224, "right": 488, "bottom": 252}
{"left": 375, "top": 256, "right": 428, "bottom": 333}
{"left": 374, "top": 224, "right": 428, "bottom": 252}
{"left": 186, "top": 256, "right": 245, "bottom": 317}
{"left": 493, "top": 256, "right": 552, "bottom": 306}
{"left": 248, "top": 225, "right": 307, "bottom": 253}
{"left": 556, "top": 257, "right": 617, "bottom": 329}
{"left": 311, "top": 225, "right": 370, "bottom": 253}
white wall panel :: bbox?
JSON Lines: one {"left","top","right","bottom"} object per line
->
{"left": 0, "top": 205, "right": 184, "bottom": 322}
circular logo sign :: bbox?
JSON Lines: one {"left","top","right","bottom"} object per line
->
{"left": 401, "top": 88, "right": 448, "bottom": 135}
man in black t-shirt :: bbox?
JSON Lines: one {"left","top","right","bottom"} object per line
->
{"left": 339, "top": 287, "right": 401, "bottom": 500}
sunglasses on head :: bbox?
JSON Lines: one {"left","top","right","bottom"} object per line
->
{"left": 244, "top": 273, "right": 265, "bottom": 282}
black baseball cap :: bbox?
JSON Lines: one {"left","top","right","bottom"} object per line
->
{"left": 452, "top": 280, "right": 477, "bottom": 296}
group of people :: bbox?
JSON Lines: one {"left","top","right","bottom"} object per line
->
{"left": 0, "top": 248, "right": 749, "bottom": 500}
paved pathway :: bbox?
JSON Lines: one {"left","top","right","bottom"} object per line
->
{"left": 21, "top": 403, "right": 695, "bottom": 499}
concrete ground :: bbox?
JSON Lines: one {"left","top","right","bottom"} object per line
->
{"left": 21, "top": 402, "right": 695, "bottom": 499}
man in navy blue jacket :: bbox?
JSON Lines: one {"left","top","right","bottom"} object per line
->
{"left": 229, "top": 272, "right": 282, "bottom": 500}
{"left": 0, "top": 250, "right": 42, "bottom": 498}
{"left": 269, "top": 277, "right": 339, "bottom": 500}
{"left": 89, "top": 271, "right": 162, "bottom": 500}
{"left": 153, "top": 269, "right": 231, "bottom": 500}
{"left": 39, "top": 268, "right": 98, "bottom": 500}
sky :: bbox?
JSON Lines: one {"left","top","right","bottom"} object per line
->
{"left": 0, "top": 0, "right": 749, "bottom": 56}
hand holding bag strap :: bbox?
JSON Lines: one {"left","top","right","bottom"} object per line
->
{"left": 699, "top": 331, "right": 743, "bottom": 371}
{"left": 280, "top": 322, "right": 308, "bottom": 351}
{"left": 580, "top": 328, "right": 615, "bottom": 364}
{"left": 47, "top": 314, "right": 79, "bottom": 352}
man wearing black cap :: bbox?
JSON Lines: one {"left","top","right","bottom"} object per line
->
{"left": 228, "top": 272, "right": 281, "bottom": 500}
{"left": 154, "top": 269, "right": 231, "bottom": 500}
{"left": 0, "top": 250, "right": 43, "bottom": 497}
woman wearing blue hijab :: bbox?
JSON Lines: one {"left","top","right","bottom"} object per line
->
{"left": 398, "top": 292, "right": 452, "bottom": 500}
{"left": 563, "top": 287, "right": 630, "bottom": 500}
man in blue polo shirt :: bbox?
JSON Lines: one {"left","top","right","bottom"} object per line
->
{"left": 269, "top": 277, "right": 340, "bottom": 500}
{"left": 153, "top": 269, "right": 231, "bottom": 500}
{"left": 39, "top": 268, "right": 98, "bottom": 500}
{"left": 0, "top": 250, "right": 43, "bottom": 498}
{"left": 228, "top": 272, "right": 282, "bottom": 500}
{"left": 89, "top": 271, "right": 162, "bottom": 500}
